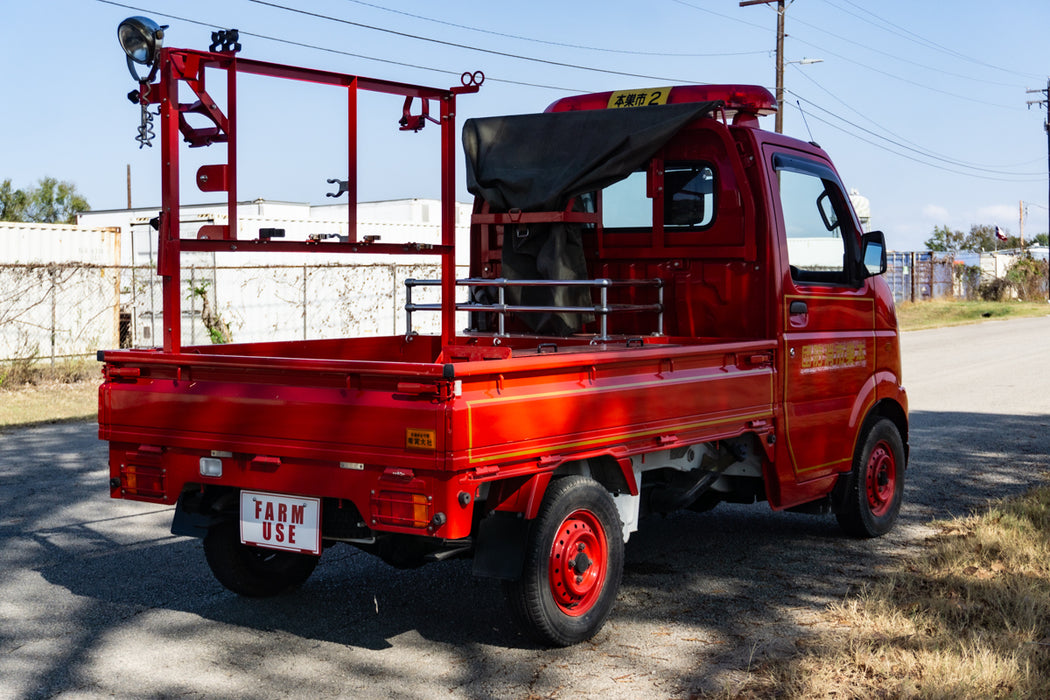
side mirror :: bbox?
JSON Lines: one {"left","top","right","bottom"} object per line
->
{"left": 861, "top": 230, "right": 887, "bottom": 277}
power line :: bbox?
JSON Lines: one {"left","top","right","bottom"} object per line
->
{"left": 787, "top": 11, "right": 1021, "bottom": 89}
{"left": 791, "top": 90, "right": 1045, "bottom": 181}
{"left": 97, "top": 0, "right": 1041, "bottom": 183}
{"left": 670, "top": 0, "right": 1017, "bottom": 110}
{"left": 822, "top": 0, "right": 1041, "bottom": 81}
{"left": 787, "top": 34, "right": 1018, "bottom": 110}
{"left": 667, "top": 0, "right": 772, "bottom": 33}
{"left": 94, "top": 0, "right": 582, "bottom": 91}
{"left": 247, "top": 0, "right": 703, "bottom": 85}
{"left": 789, "top": 66, "right": 1041, "bottom": 174}
{"left": 340, "top": 0, "right": 768, "bottom": 59}
{"left": 800, "top": 110, "right": 1043, "bottom": 182}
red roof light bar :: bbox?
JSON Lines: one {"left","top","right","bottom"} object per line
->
{"left": 546, "top": 84, "right": 777, "bottom": 121}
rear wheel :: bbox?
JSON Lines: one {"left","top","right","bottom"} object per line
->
{"left": 203, "top": 520, "right": 319, "bottom": 597}
{"left": 504, "top": 476, "right": 624, "bottom": 646}
{"left": 836, "top": 418, "right": 905, "bottom": 538}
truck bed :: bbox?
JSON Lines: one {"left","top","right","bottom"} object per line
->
{"left": 99, "top": 334, "right": 775, "bottom": 537}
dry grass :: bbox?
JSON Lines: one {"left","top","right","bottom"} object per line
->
{"left": 897, "top": 300, "right": 1050, "bottom": 331}
{"left": 0, "top": 359, "right": 99, "bottom": 427}
{"left": 721, "top": 484, "right": 1050, "bottom": 699}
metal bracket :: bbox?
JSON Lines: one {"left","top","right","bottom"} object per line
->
{"left": 210, "top": 29, "right": 242, "bottom": 54}
{"left": 326, "top": 178, "right": 350, "bottom": 198}
{"left": 399, "top": 96, "right": 440, "bottom": 132}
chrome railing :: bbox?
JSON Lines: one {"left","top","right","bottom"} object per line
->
{"left": 404, "top": 277, "right": 663, "bottom": 342}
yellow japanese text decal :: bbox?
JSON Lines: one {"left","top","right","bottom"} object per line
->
{"left": 608, "top": 88, "right": 672, "bottom": 109}
{"left": 799, "top": 341, "right": 867, "bottom": 374}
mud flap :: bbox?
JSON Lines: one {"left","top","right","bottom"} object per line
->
{"left": 170, "top": 491, "right": 224, "bottom": 539}
{"left": 472, "top": 512, "right": 529, "bottom": 580}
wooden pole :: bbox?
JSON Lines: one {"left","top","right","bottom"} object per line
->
{"left": 740, "top": 0, "right": 786, "bottom": 134}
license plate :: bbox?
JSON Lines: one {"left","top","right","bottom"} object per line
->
{"left": 239, "top": 490, "right": 322, "bottom": 555}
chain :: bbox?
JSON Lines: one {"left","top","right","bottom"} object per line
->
{"left": 135, "top": 82, "right": 156, "bottom": 149}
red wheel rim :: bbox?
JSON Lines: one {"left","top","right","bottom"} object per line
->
{"left": 865, "top": 440, "right": 897, "bottom": 517}
{"left": 548, "top": 509, "right": 608, "bottom": 616}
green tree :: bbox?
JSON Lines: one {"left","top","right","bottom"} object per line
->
{"left": 0, "top": 177, "right": 90, "bottom": 224}
{"left": 0, "top": 179, "right": 30, "bottom": 221}
{"left": 963, "top": 224, "right": 1021, "bottom": 252}
{"left": 924, "top": 225, "right": 965, "bottom": 255}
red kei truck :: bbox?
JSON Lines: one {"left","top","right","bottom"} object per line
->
{"left": 101, "top": 21, "right": 907, "bottom": 647}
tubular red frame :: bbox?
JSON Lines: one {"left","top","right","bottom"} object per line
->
{"left": 142, "top": 47, "right": 480, "bottom": 353}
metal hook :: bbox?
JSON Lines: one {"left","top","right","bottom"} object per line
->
{"left": 399, "top": 97, "right": 440, "bottom": 132}
{"left": 326, "top": 178, "right": 350, "bottom": 198}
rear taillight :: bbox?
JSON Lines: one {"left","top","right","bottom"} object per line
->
{"left": 121, "top": 463, "right": 166, "bottom": 499}
{"left": 372, "top": 491, "right": 431, "bottom": 529}
{"left": 116, "top": 445, "right": 167, "bottom": 500}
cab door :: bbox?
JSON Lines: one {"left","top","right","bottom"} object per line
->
{"left": 768, "top": 150, "right": 876, "bottom": 487}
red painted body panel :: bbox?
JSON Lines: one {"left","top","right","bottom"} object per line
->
{"left": 448, "top": 341, "right": 774, "bottom": 470}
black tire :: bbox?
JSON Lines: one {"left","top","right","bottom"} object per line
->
{"left": 503, "top": 476, "right": 624, "bottom": 647}
{"left": 203, "top": 520, "right": 320, "bottom": 597}
{"left": 836, "top": 418, "right": 905, "bottom": 538}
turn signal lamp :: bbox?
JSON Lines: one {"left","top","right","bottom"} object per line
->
{"left": 545, "top": 84, "right": 777, "bottom": 120}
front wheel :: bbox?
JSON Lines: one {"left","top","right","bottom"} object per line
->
{"left": 503, "top": 476, "right": 624, "bottom": 647}
{"left": 836, "top": 418, "right": 905, "bottom": 538}
{"left": 203, "top": 520, "right": 320, "bottom": 597}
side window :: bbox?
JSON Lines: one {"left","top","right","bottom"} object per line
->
{"left": 776, "top": 163, "right": 854, "bottom": 284}
{"left": 602, "top": 171, "right": 651, "bottom": 229}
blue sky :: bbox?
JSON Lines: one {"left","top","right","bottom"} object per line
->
{"left": 2, "top": 0, "right": 1049, "bottom": 251}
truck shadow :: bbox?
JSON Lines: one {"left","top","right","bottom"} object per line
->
{"left": 20, "top": 409, "right": 1050, "bottom": 696}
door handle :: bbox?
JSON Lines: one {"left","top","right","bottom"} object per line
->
{"left": 789, "top": 301, "right": 808, "bottom": 315}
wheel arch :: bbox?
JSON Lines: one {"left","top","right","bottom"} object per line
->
{"left": 473, "top": 458, "right": 629, "bottom": 582}
{"left": 862, "top": 398, "right": 909, "bottom": 466}
{"left": 552, "top": 455, "right": 633, "bottom": 496}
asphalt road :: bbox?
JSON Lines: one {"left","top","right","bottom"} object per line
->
{"left": 2, "top": 316, "right": 1049, "bottom": 699}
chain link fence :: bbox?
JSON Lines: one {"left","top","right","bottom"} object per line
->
{"left": 886, "top": 250, "right": 1049, "bottom": 303}
{"left": 885, "top": 252, "right": 955, "bottom": 303}
{"left": 0, "top": 263, "right": 122, "bottom": 366}
{"left": 3, "top": 251, "right": 1045, "bottom": 365}
{"left": 0, "top": 260, "right": 457, "bottom": 364}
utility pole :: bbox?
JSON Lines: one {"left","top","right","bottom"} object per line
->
{"left": 1019, "top": 200, "right": 1025, "bottom": 249}
{"left": 1026, "top": 78, "right": 1050, "bottom": 298}
{"left": 741, "top": 0, "right": 786, "bottom": 134}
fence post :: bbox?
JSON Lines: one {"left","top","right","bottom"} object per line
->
{"left": 909, "top": 252, "right": 916, "bottom": 302}
{"left": 928, "top": 254, "right": 935, "bottom": 299}
{"left": 302, "top": 263, "right": 308, "bottom": 340}
{"left": 189, "top": 266, "right": 196, "bottom": 345}
{"left": 391, "top": 264, "right": 397, "bottom": 337}
{"left": 49, "top": 265, "right": 57, "bottom": 367}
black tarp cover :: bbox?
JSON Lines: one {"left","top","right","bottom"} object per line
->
{"left": 462, "top": 101, "right": 720, "bottom": 335}
{"left": 463, "top": 101, "right": 720, "bottom": 212}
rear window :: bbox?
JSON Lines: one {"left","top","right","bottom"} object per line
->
{"left": 602, "top": 163, "right": 716, "bottom": 230}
